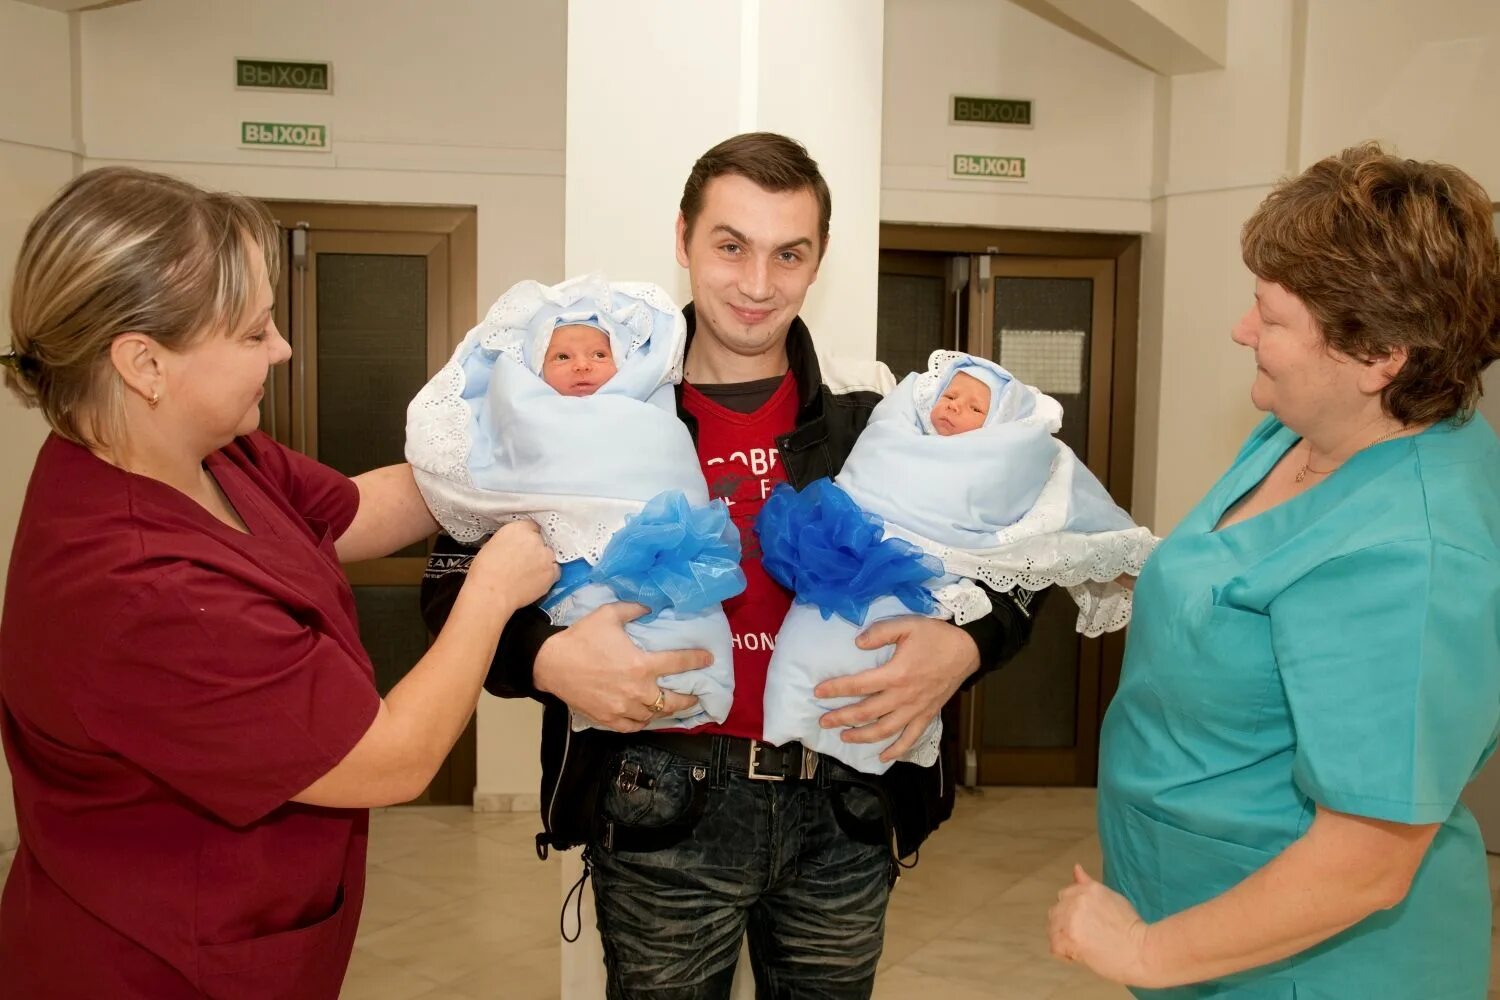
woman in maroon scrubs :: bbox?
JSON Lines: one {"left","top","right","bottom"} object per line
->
{"left": 0, "top": 167, "right": 558, "bottom": 999}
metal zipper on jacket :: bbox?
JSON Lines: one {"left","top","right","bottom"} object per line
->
{"left": 539, "top": 719, "right": 574, "bottom": 858}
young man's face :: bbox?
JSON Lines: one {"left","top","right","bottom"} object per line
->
{"left": 675, "top": 173, "right": 823, "bottom": 366}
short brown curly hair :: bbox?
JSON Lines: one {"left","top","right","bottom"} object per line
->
{"left": 1241, "top": 142, "right": 1500, "bottom": 424}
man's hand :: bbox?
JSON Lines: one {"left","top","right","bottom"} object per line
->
{"left": 814, "top": 616, "right": 981, "bottom": 761}
{"left": 533, "top": 602, "right": 711, "bottom": 731}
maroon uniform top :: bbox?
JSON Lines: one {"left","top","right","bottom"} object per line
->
{"left": 0, "top": 432, "right": 379, "bottom": 999}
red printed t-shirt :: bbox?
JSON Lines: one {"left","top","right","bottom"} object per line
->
{"left": 681, "top": 372, "right": 799, "bottom": 740}
{"left": 0, "top": 432, "right": 379, "bottom": 1000}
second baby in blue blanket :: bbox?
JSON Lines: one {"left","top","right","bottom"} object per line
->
{"left": 756, "top": 351, "right": 1157, "bottom": 773}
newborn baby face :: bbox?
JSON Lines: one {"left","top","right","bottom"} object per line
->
{"left": 929, "top": 371, "right": 991, "bottom": 436}
{"left": 541, "top": 324, "right": 618, "bottom": 397}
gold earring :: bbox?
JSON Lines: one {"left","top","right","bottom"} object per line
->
{"left": 148, "top": 389, "right": 160, "bottom": 409}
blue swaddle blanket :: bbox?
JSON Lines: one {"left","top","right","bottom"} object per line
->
{"left": 406, "top": 275, "right": 745, "bottom": 730}
{"left": 756, "top": 351, "right": 1157, "bottom": 774}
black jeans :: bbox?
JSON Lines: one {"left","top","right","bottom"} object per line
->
{"left": 589, "top": 741, "right": 894, "bottom": 999}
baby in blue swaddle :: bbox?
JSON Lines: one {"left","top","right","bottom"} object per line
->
{"left": 405, "top": 274, "right": 744, "bottom": 731}
{"left": 756, "top": 350, "right": 1157, "bottom": 774}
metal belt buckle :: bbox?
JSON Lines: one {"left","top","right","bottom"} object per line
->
{"left": 800, "top": 746, "right": 820, "bottom": 781}
{"left": 747, "top": 740, "right": 786, "bottom": 781}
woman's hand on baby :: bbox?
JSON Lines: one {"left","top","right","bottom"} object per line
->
{"left": 534, "top": 602, "right": 711, "bottom": 731}
{"left": 814, "top": 616, "right": 981, "bottom": 761}
{"left": 470, "top": 521, "right": 560, "bottom": 610}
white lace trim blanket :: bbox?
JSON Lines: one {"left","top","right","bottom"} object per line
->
{"left": 835, "top": 351, "right": 1157, "bottom": 636}
{"left": 404, "top": 274, "right": 703, "bottom": 563}
{"left": 761, "top": 352, "right": 1158, "bottom": 774}
{"left": 404, "top": 275, "right": 735, "bottom": 730}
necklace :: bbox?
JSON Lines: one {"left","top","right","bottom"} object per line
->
{"left": 1294, "top": 426, "right": 1403, "bottom": 483}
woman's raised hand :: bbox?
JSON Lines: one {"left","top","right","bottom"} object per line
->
{"left": 470, "top": 520, "right": 560, "bottom": 610}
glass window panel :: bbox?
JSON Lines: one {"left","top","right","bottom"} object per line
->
{"left": 993, "top": 276, "right": 1093, "bottom": 461}
{"left": 315, "top": 253, "right": 428, "bottom": 478}
{"left": 877, "top": 273, "right": 947, "bottom": 378}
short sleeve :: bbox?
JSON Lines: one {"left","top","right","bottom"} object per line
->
{"left": 74, "top": 563, "right": 380, "bottom": 827}
{"left": 236, "top": 431, "right": 360, "bottom": 537}
{"left": 1270, "top": 540, "right": 1500, "bottom": 823}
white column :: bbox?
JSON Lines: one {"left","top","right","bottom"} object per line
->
{"left": 565, "top": 0, "right": 884, "bottom": 356}
{"left": 561, "top": 2, "right": 884, "bottom": 994}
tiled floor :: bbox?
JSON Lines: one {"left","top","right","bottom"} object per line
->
{"left": 347, "top": 787, "right": 1130, "bottom": 999}
{"left": 3, "top": 787, "right": 1498, "bottom": 998}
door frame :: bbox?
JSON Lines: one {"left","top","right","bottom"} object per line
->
{"left": 263, "top": 202, "right": 478, "bottom": 447}
{"left": 260, "top": 200, "right": 480, "bottom": 804}
{"left": 880, "top": 224, "right": 1141, "bottom": 785}
{"left": 295, "top": 230, "right": 450, "bottom": 465}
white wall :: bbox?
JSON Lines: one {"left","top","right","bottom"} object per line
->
{"left": 1140, "top": 0, "right": 1500, "bottom": 531}
{"left": 567, "top": 0, "right": 884, "bottom": 360}
{"left": 78, "top": 0, "right": 567, "bottom": 303}
{"left": 0, "top": 0, "right": 80, "bottom": 855}
{"left": 1300, "top": 0, "right": 1500, "bottom": 436}
{"left": 882, "top": 0, "right": 1158, "bottom": 234}
{"left": 1137, "top": 0, "right": 1302, "bottom": 531}
{"left": 1299, "top": 0, "right": 1500, "bottom": 187}
{"left": 76, "top": 0, "right": 567, "bottom": 805}
{"left": 1128, "top": 0, "right": 1228, "bottom": 65}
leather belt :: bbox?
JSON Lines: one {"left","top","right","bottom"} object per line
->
{"left": 633, "top": 731, "right": 823, "bottom": 782}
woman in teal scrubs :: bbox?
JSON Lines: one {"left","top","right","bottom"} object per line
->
{"left": 1049, "top": 143, "right": 1500, "bottom": 998}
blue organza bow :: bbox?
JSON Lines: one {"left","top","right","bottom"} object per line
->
{"left": 541, "top": 491, "right": 745, "bottom": 620}
{"left": 754, "top": 479, "right": 943, "bottom": 627}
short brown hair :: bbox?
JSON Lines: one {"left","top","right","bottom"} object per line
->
{"left": 679, "top": 132, "right": 832, "bottom": 254}
{"left": 1242, "top": 142, "right": 1500, "bottom": 424}
{"left": 5, "top": 166, "right": 280, "bottom": 446}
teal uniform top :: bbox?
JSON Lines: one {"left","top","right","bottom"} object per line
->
{"left": 1098, "top": 414, "right": 1500, "bottom": 999}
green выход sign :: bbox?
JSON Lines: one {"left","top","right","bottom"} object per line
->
{"left": 236, "top": 59, "right": 331, "bottom": 92}
{"left": 241, "top": 121, "right": 329, "bottom": 150}
{"left": 952, "top": 154, "right": 1026, "bottom": 180}
{"left": 951, "top": 96, "right": 1032, "bottom": 127}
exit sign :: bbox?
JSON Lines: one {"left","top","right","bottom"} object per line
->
{"left": 236, "top": 58, "right": 332, "bottom": 93}
{"left": 951, "top": 95, "right": 1033, "bottom": 128}
{"left": 241, "top": 121, "right": 329, "bottom": 151}
{"left": 951, "top": 154, "right": 1027, "bottom": 181}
